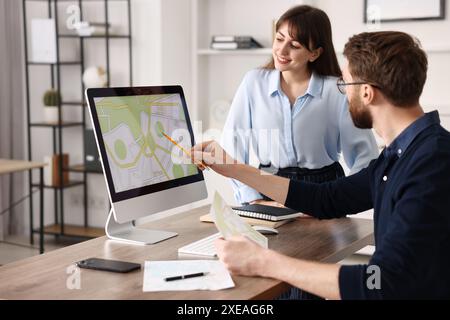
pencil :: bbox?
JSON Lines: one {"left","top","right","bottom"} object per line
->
{"left": 161, "top": 131, "right": 208, "bottom": 170}
{"left": 161, "top": 131, "right": 190, "bottom": 157}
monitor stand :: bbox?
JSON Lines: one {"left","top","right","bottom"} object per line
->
{"left": 105, "top": 209, "right": 178, "bottom": 245}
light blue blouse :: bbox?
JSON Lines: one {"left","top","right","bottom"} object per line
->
{"left": 221, "top": 69, "right": 379, "bottom": 204}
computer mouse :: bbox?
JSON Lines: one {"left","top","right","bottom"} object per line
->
{"left": 252, "top": 225, "right": 279, "bottom": 235}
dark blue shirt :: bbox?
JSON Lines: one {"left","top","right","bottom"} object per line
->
{"left": 285, "top": 111, "right": 450, "bottom": 299}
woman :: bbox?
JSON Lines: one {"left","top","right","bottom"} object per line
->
{"left": 221, "top": 5, "right": 379, "bottom": 206}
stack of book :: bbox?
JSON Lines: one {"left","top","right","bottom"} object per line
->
{"left": 200, "top": 204, "right": 302, "bottom": 228}
{"left": 210, "top": 35, "right": 263, "bottom": 50}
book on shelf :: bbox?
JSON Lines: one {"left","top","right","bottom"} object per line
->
{"left": 212, "top": 35, "right": 255, "bottom": 42}
{"left": 52, "top": 154, "right": 69, "bottom": 186}
{"left": 231, "top": 204, "right": 302, "bottom": 221}
{"left": 199, "top": 213, "right": 293, "bottom": 228}
{"left": 210, "top": 35, "right": 263, "bottom": 50}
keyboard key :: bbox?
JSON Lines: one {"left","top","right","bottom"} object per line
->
{"left": 178, "top": 232, "right": 221, "bottom": 257}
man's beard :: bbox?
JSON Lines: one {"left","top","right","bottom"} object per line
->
{"left": 348, "top": 93, "right": 373, "bottom": 129}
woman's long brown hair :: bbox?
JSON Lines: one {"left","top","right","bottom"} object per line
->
{"left": 264, "top": 5, "right": 341, "bottom": 77}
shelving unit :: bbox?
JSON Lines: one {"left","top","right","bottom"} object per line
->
{"left": 22, "top": 0, "right": 132, "bottom": 248}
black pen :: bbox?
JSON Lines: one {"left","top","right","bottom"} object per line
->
{"left": 164, "top": 272, "right": 209, "bottom": 282}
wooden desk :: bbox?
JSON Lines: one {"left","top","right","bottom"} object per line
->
{"left": 0, "top": 159, "right": 45, "bottom": 254}
{"left": 0, "top": 205, "right": 373, "bottom": 299}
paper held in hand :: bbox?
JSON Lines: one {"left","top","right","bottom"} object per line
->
{"left": 210, "top": 192, "right": 268, "bottom": 249}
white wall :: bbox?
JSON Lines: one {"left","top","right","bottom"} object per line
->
{"left": 316, "top": 0, "right": 450, "bottom": 119}
{"left": 160, "top": 0, "right": 192, "bottom": 95}
{"left": 132, "top": 0, "right": 162, "bottom": 86}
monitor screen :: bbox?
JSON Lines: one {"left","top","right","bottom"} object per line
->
{"left": 87, "top": 86, "right": 204, "bottom": 203}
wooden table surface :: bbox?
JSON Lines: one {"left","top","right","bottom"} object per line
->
{"left": 0, "top": 158, "right": 46, "bottom": 175}
{"left": 0, "top": 205, "right": 374, "bottom": 300}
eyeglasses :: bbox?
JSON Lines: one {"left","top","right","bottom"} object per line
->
{"left": 336, "top": 77, "right": 374, "bottom": 95}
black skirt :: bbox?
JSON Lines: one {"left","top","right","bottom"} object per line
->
{"left": 258, "top": 161, "right": 345, "bottom": 201}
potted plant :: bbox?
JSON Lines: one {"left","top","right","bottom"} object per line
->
{"left": 43, "top": 89, "right": 61, "bottom": 123}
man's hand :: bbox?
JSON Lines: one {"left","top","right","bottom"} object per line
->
{"left": 215, "top": 236, "right": 268, "bottom": 277}
{"left": 192, "top": 141, "right": 291, "bottom": 206}
{"left": 191, "top": 140, "right": 238, "bottom": 177}
{"left": 216, "top": 235, "right": 341, "bottom": 299}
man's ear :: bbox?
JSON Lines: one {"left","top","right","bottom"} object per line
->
{"left": 310, "top": 47, "right": 323, "bottom": 62}
{"left": 362, "top": 85, "right": 375, "bottom": 105}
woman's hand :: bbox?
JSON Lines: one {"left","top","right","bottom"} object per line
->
{"left": 250, "top": 200, "right": 312, "bottom": 217}
{"left": 250, "top": 200, "right": 285, "bottom": 208}
{"left": 190, "top": 141, "right": 238, "bottom": 177}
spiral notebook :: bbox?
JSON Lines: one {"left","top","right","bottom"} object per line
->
{"left": 199, "top": 213, "right": 293, "bottom": 228}
{"left": 231, "top": 204, "right": 302, "bottom": 221}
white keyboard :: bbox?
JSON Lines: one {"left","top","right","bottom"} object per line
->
{"left": 178, "top": 232, "right": 221, "bottom": 257}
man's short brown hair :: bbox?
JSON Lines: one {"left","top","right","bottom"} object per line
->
{"left": 343, "top": 31, "right": 428, "bottom": 107}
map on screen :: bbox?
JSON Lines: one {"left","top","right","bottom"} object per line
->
{"left": 94, "top": 93, "right": 198, "bottom": 193}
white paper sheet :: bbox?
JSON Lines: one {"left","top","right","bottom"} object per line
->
{"left": 143, "top": 260, "right": 234, "bottom": 292}
{"left": 31, "top": 19, "right": 57, "bottom": 63}
{"left": 210, "top": 192, "right": 268, "bottom": 248}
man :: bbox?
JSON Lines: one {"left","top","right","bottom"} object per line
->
{"left": 191, "top": 31, "right": 450, "bottom": 299}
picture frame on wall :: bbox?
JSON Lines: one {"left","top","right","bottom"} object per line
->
{"left": 364, "top": 0, "right": 446, "bottom": 23}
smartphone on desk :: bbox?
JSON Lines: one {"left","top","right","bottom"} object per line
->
{"left": 76, "top": 258, "right": 141, "bottom": 273}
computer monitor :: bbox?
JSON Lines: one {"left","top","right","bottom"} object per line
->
{"left": 86, "top": 86, "right": 208, "bottom": 245}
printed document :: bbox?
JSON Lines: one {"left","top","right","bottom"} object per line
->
{"left": 210, "top": 192, "right": 268, "bottom": 248}
{"left": 143, "top": 260, "right": 234, "bottom": 292}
